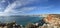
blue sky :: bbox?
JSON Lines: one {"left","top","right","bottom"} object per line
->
{"left": 0, "top": 0, "right": 60, "bottom": 16}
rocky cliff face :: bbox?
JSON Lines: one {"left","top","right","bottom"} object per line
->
{"left": 43, "top": 14, "right": 60, "bottom": 26}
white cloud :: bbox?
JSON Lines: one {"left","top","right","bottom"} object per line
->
{"left": 40, "top": 0, "right": 48, "bottom": 2}
{"left": 0, "top": 0, "right": 6, "bottom": 3}
{"left": 0, "top": 8, "right": 1, "bottom": 10}
{"left": 0, "top": 0, "right": 40, "bottom": 16}
{"left": 7, "top": 6, "right": 38, "bottom": 14}
{"left": 4, "top": 0, "right": 38, "bottom": 13}
{"left": 20, "top": 7, "right": 36, "bottom": 12}
{"left": 40, "top": 6, "right": 54, "bottom": 10}
{"left": 0, "top": 12, "right": 10, "bottom": 16}
{"left": 4, "top": 1, "right": 17, "bottom": 13}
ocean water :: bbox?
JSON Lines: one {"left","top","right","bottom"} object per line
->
{"left": 0, "top": 16, "right": 43, "bottom": 25}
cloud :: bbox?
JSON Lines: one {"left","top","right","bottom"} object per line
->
{"left": 4, "top": 1, "right": 17, "bottom": 13}
{"left": 40, "top": 0, "right": 48, "bottom": 3}
{"left": 0, "top": 8, "right": 2, "bottom": 10}
{"left": 0, "top": 0, "right": 5, "bottom": 3}
{"left": 40, "top": 5, "right": 54, "bottom": 10}
{"left": 0, "top": 0, "right": 41, "bottom": 16}
{"left": 19, "top": 7, "right": 36, "bottom": 12}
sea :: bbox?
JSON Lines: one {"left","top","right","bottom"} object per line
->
{"left": 0, "top": 16, "right": 44, "bottom": 25}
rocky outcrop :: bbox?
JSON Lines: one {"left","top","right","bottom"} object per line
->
{"left": 42, "top": 14, "right": 60, "bottom": 28}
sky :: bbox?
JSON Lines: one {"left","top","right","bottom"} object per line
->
{"left": 0, "top": 0, "right": 60, "bottom": 16}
